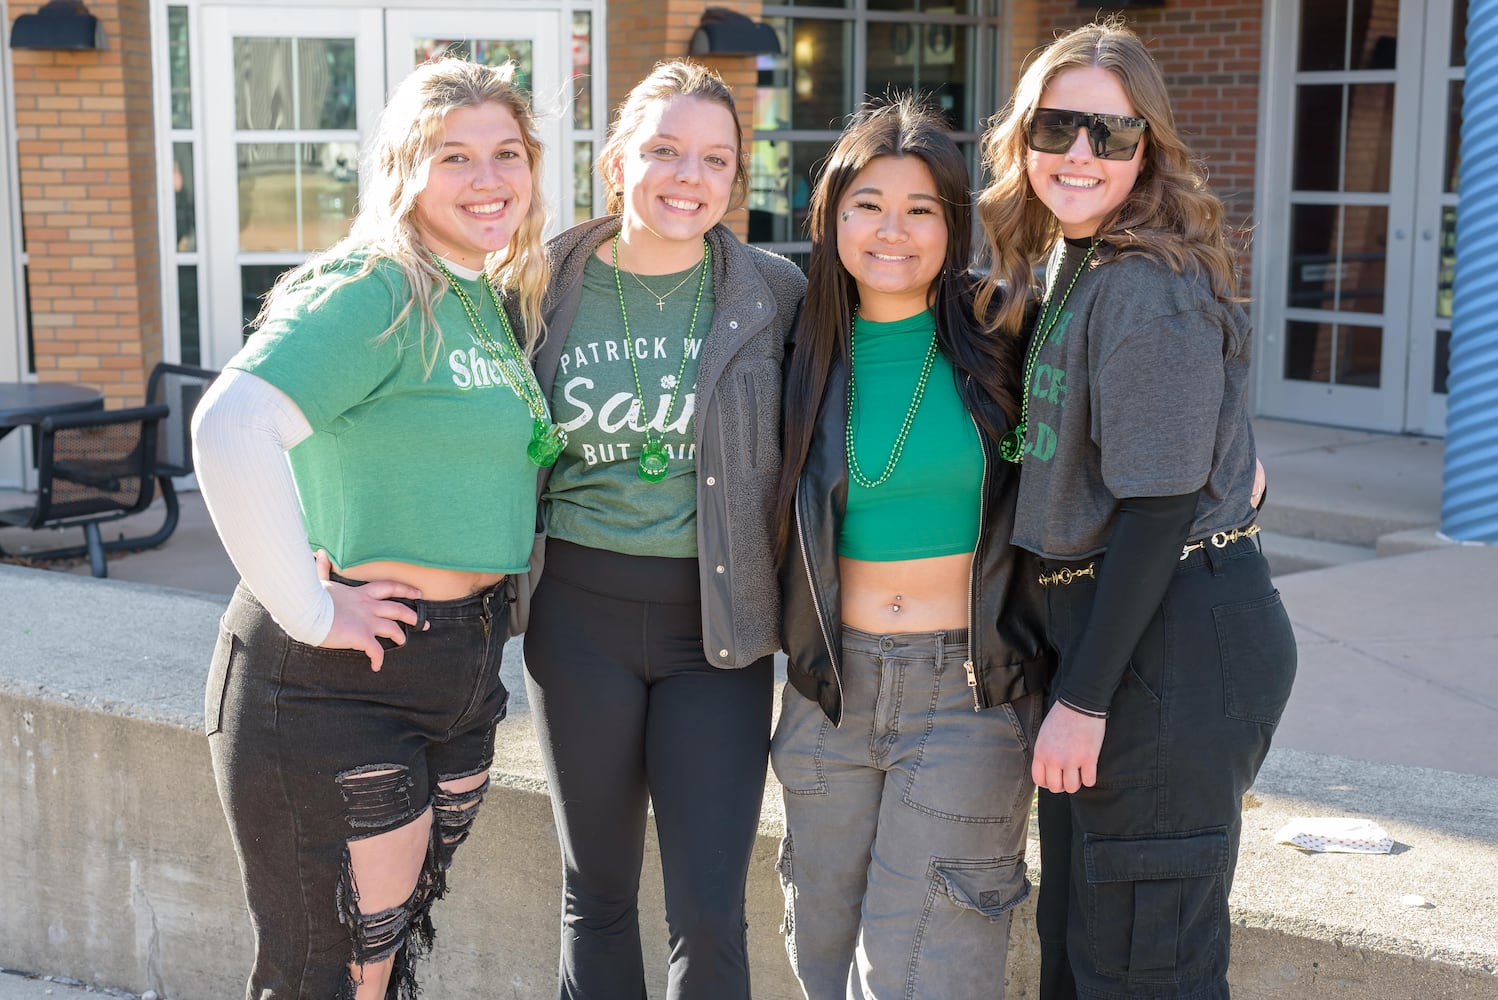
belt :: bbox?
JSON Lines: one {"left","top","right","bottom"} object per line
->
{"left": 1037, "top": 523, "right": 1262, "bottom": 588}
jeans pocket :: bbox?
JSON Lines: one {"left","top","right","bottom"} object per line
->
{"left": 1215, "top": 591, "right": 1298, "bottom": 725}
{"left": 930, "top": 855, "right": 1030, "bottom": 921}
{"left": 904, "top": 698, "right": 1031, "bottom": 823}
{"left": 1083, "top": 828, "right": 1230, "bottom": 981}
{"left": 771, "top": 685, "right": 828, "bottom": 794}
{"left": 204, "top": 623, "right": 237, "bottom": 736}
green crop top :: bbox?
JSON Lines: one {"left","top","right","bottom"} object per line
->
{"left": 231, "top": 254, "right": 537, "bottom": 575}
{"left": 839, "top": 311, "right": 983, "bottom": 562}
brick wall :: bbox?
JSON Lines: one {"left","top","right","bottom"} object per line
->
{"left": 10, "top": 0, "right": 161, "bottom": 405}
{"left": 1022, "top": 2, "right": 1262, "bottom": 293}
{"left": 604, "top": 0, "right": 761, "bottom": 241}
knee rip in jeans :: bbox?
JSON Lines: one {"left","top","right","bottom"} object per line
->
{"left": 336, "top": 764, "right": 418, "bottom": 832}
{"left": 433, "top": 772, "right": 490, "bottom": 871}
{"left": 334, "top": 834, "right": 446, "bottom": 1000}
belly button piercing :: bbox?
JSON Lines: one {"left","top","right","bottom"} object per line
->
{"left": 891, "top": 594, "right": 903, "bottom": 614}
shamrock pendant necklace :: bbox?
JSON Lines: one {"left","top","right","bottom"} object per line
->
{"left": 433, "top": 255, "right": 568, "bottom": 467}
{"left": 999, "top": 241, "right": 1095, "bottom": 464}
{"left": 612, "top": 234, "right": 710, "bottom": 483}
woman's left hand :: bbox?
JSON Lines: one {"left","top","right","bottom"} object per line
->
{"left": 1252, "top": 458, "right": 1267, "bottom": 509}
{"left": 1031, "top": 703, "right": 1106, "bottom": 794}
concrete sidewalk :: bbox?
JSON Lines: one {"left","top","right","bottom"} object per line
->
{"left": 2, "top": 416, "right": 1495, "bottom": 1000}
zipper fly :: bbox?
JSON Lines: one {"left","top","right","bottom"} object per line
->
{"left": 963, "top": 409, "right": 987, "bottom": 710}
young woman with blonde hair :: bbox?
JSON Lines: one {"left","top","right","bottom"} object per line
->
{"left": 977, "top": 20, "right": 1296, "bottom": 999}
{"left": 194, "top": 57, "right": 552, "bottom": 999}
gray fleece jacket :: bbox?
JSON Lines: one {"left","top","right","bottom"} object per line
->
{"left": 514, "top": 216, "right": 805, "bottom": 667}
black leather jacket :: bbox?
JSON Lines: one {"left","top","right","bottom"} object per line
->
{"left": 779, "top": 358, "right": 1053, "bottom": 724}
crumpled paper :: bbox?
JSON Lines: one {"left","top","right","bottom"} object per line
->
{"left": 1274, "top": 816, "right": 1394, "bottom": 854}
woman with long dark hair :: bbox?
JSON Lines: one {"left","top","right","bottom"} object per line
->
{"left": 774, "top": 95, "right": 1048, "bottom": 1000}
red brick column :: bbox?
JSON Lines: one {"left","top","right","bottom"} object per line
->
{"left": 606, "top": 0, "right": 761, "bottom": 242}
{"left": 10, "top": 0, "right": 162, "bottom": 405}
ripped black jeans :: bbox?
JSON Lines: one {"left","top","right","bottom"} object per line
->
{"left": 206, "top": 579, "right": 510, "bottom": 1000}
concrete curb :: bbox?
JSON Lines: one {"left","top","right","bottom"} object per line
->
{"left": 3, "top": 566, "right": 1496, "bottom": 999}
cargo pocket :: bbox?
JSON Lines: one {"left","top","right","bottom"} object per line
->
{"left": 1215, "top": 591, "right": 1297, "bottom": 725}
{"left": 930, "top": 855, "right": 1030, "bottom": 921}
{"left": 204, "top": 625, "right": 238, "bottom": 736}
{"left": 1083, "top": 828, "right": 1230, "bottom": 982}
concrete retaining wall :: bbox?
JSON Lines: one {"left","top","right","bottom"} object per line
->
{"left": 2, "top": 565, "right": 1494, "bottom": 998}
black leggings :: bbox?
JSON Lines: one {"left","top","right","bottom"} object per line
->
{"left": 523, "top": 538, "right": 774, "bottom": 1000}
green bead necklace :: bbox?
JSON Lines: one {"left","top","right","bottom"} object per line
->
{"left": 845, "top": 312, "right": 941, "bottom": 489}
{"left": 432, "top": 255, "right": 567, "bottom": 467}
{"left": 999, "top": 242, "right": 1095, "bottom": 464}
{"left": 611, "top": 235, "right": 710, "bottom": 483}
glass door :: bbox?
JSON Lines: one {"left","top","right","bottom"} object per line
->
{"left": 199, "top": 6, "right": 385, "bottom": 369}
{"left": 1257, "top": 0, "right": 1462, "bottom": 434}
{"left": 196, "top": 7, "right": 566, "bottom": 370}
{"left": 1403, "top": 0, "right": 1465, "bottom": 435}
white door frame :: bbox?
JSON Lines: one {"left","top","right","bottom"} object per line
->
{"left": 199, "top": 5, "right": 386, "bottom": 370}
{"left": 1255, "top": 0, "right": 1453, "bottom": 434}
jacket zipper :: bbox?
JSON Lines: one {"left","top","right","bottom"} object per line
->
{"left": 964, "top": 408, "right": 986, "bottom": 711}
{"left": 795, "top": 495, "right": 844, "bottom": 717}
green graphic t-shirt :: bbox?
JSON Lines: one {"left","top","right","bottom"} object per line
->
{"left": 542, "top": 253, "right": 715, "bottom": 557}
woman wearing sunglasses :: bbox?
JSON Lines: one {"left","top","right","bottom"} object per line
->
{"left": 977, "top": 19, "right": 1296, "bottom": 999}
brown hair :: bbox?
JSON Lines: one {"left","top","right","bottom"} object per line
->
{"left": 596, "top": 60, "right": 749, "bottom": 216}
{"left": 257, "top": 56, "right": 550, "bottom": 366}
{"left": 975, "top": 18, "right": 1242, "bottom": 336}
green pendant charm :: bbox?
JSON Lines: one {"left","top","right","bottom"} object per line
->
{"left": 998, "top": 424, "right": 1026, "bottom": 464}
{"left": 638, "top": 440, "right": 671, "bottom": 483}
{"left": 527, "top": 419, "right": 567, "bottom": 468}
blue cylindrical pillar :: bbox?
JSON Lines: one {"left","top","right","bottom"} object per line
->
{"left": 1446, "top": 7, "right": 1498, "bottom": 542}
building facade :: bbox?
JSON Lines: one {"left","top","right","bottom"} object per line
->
{"left": 0, "top": 0, "right": 1475, "bottom": 489}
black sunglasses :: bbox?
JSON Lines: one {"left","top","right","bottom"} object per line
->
{"left": 1027, "top": 108, "right": 1149, "bottom": 160}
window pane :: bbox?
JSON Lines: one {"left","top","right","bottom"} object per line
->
{"left": 574, "top": 141, "right": 593, "bottom": 226}
{"left": 238, "top": 142, "right": 359, "bottom": 252}
{"left": 778, "top": 18, "right": 855, "bottom": 130}
{"left": 1445, "top": 79, "right": 1462, "bottom": 193}
{"left": 1433, "top": 329, "right": 1451, "bottom": 394}
{"left": 178, "top": 265, "right": 200, "bottom": 367}
{"left": 411, "top": 38, "right": 534, "bottom": 94}
{"left": 755, "top": 28, "right": 792, "bottom": 132}
{"left": 1342, "top": 83, "right": 1394, "bottom": 193}
{"left": 1336, "top": 325, "right": 1383, "bottom": 386}
{"left": 572, "top": 12, "right": 593, "bottom": 130}
{"left": 233, "top": 37, "right": 357, "bottom": 130}
{"left": 1284, "top": 322, "right": 1381, "bottom": 386}
{"left": 173, "top": 143, "right": 196, "bottom": 252}
{"left": 1298, "top": 0, "right": 1399, "bottom": 71}
{"left": 168, "top": 6, "right": 192, "bottom": 129}
{"left": 1292, "top": 86, "right": 1342, "bottom": 192}
{"left": 775, "top": 0, "right": 850, "bottom": 9}
{"left": 749, "top": 139, "right": 829, "bottom": 245}
{"left": 867, "top": 0, "right": 980, "bottom": 12}
{"left": 866, "top": 22, "right": 974, "bottom": 130}
{"left": 1288, "top": 204, "right": 1339, "bottom": 309}
{"left": 241, "top": 264, "right": 294, "bottom": 337}
{"left": 1452, "top": 0, "right": 1468, "bottom": 66}
{"left": 1339, "top": 204, "right": 1387, "bottom": 314}
{"left": 1437, "top": 206, "right": 1456, "bottom": 320}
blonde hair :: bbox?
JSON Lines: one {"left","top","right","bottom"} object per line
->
{"left": 597, "top": 60, "right": 749, "bottom": 216}
{"left": 255, "top": 56, "right": 550, "bottom": 368}
{"left": 975, "top": 18, "right": 1241, "bottom": 335}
